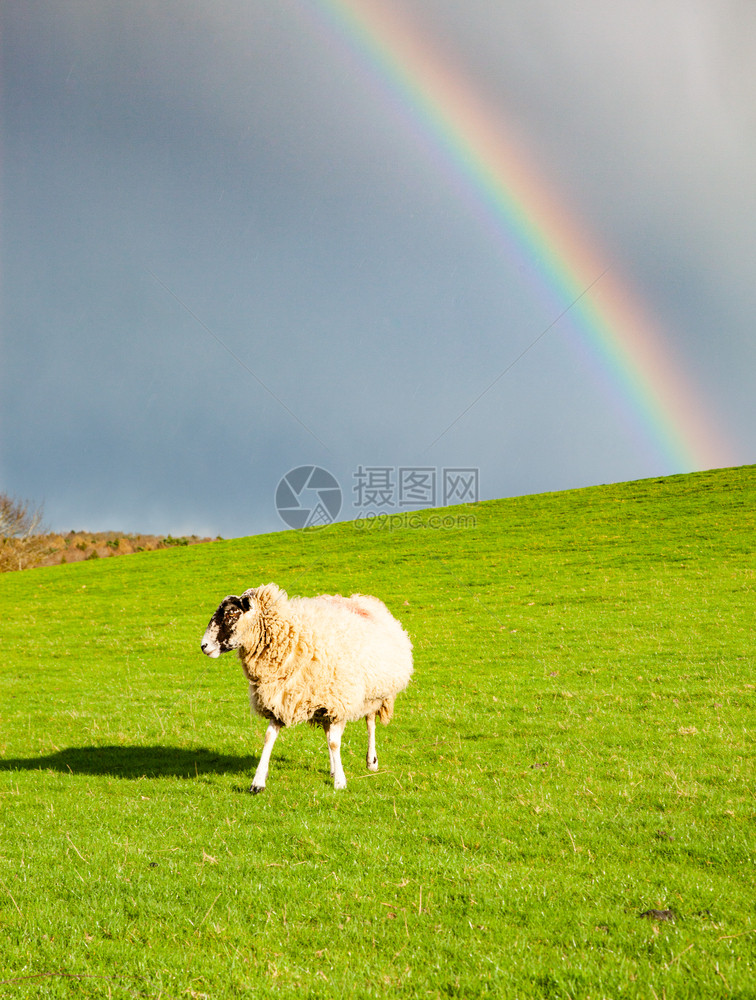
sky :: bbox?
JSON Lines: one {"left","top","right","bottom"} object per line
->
{"left": 2, "top": 0, "right": 755, "bottom": 538}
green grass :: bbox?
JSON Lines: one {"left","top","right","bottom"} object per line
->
{"left": 1, "top": 465, "right": 755, "bottom": 999}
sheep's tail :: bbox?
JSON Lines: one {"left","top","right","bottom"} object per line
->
{"left": 378, "top": 698, "right": 394, "bottom": 725}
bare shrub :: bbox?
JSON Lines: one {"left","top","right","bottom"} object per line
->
{"left": 0, "top": 494, "right": 49, "bottom": 572}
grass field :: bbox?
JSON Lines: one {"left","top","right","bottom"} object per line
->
{"left": 1, "top": 465, "right": 754, "bottom": 998}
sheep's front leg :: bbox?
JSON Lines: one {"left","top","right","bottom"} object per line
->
{"left": 365, "top": 712, "right": 379, "bottom": 772}
{"left": 250, "top": 720, "right": 281, "bottom": 794}
{"left": 324, "top": 720, "right": 347, "bottom": 790}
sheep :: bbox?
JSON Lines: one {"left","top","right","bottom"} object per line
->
{"left": 200, "top": 583, "right": 413, "bottom": 792}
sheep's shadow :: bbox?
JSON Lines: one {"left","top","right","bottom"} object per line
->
{"left": 0, "top": 745, "right": 257, "bottom": 780}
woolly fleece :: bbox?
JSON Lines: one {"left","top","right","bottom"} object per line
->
{"left": 232, "top": 584, "right": 413, "bottom": 728}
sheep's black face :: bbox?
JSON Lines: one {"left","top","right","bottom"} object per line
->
{"left": 201, "top": 595, "right": 249, "bottom": 657}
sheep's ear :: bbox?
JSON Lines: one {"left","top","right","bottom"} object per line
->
{"left": 239, "top": 588, "right": 256, "bottom": 612}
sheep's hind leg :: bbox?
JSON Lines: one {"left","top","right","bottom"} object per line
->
{"left": 365, "top": 713, "right": 378, "bottom": 772}
{"left": 324, "top": 720, "right": 347, "bottom": 790}
{"left": 250, "top": 720, "right": 280, "bottom": 794}
{"left": 323, "top": 721, "right": 336, "bottom": 779}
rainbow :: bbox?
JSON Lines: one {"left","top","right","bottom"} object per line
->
{"left": 305, "top": 0, "right": 732, "bottom": 470}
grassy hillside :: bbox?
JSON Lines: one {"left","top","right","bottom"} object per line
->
{"left": 1, "top": 465, "right": 754, "bottom": 998}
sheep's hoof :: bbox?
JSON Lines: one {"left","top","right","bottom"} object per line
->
{"left": 334, "top": 779, "right": 347, "bottom": 791}
{"left": 249, "top": 784, "right": 265, "bottom": 795}
{"left": 367, "top": 756, "right": 378, "bottom": 772}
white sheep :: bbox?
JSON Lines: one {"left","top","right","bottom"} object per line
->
{"left": 200, "top": 583, "right": 413, "bottom": 792}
